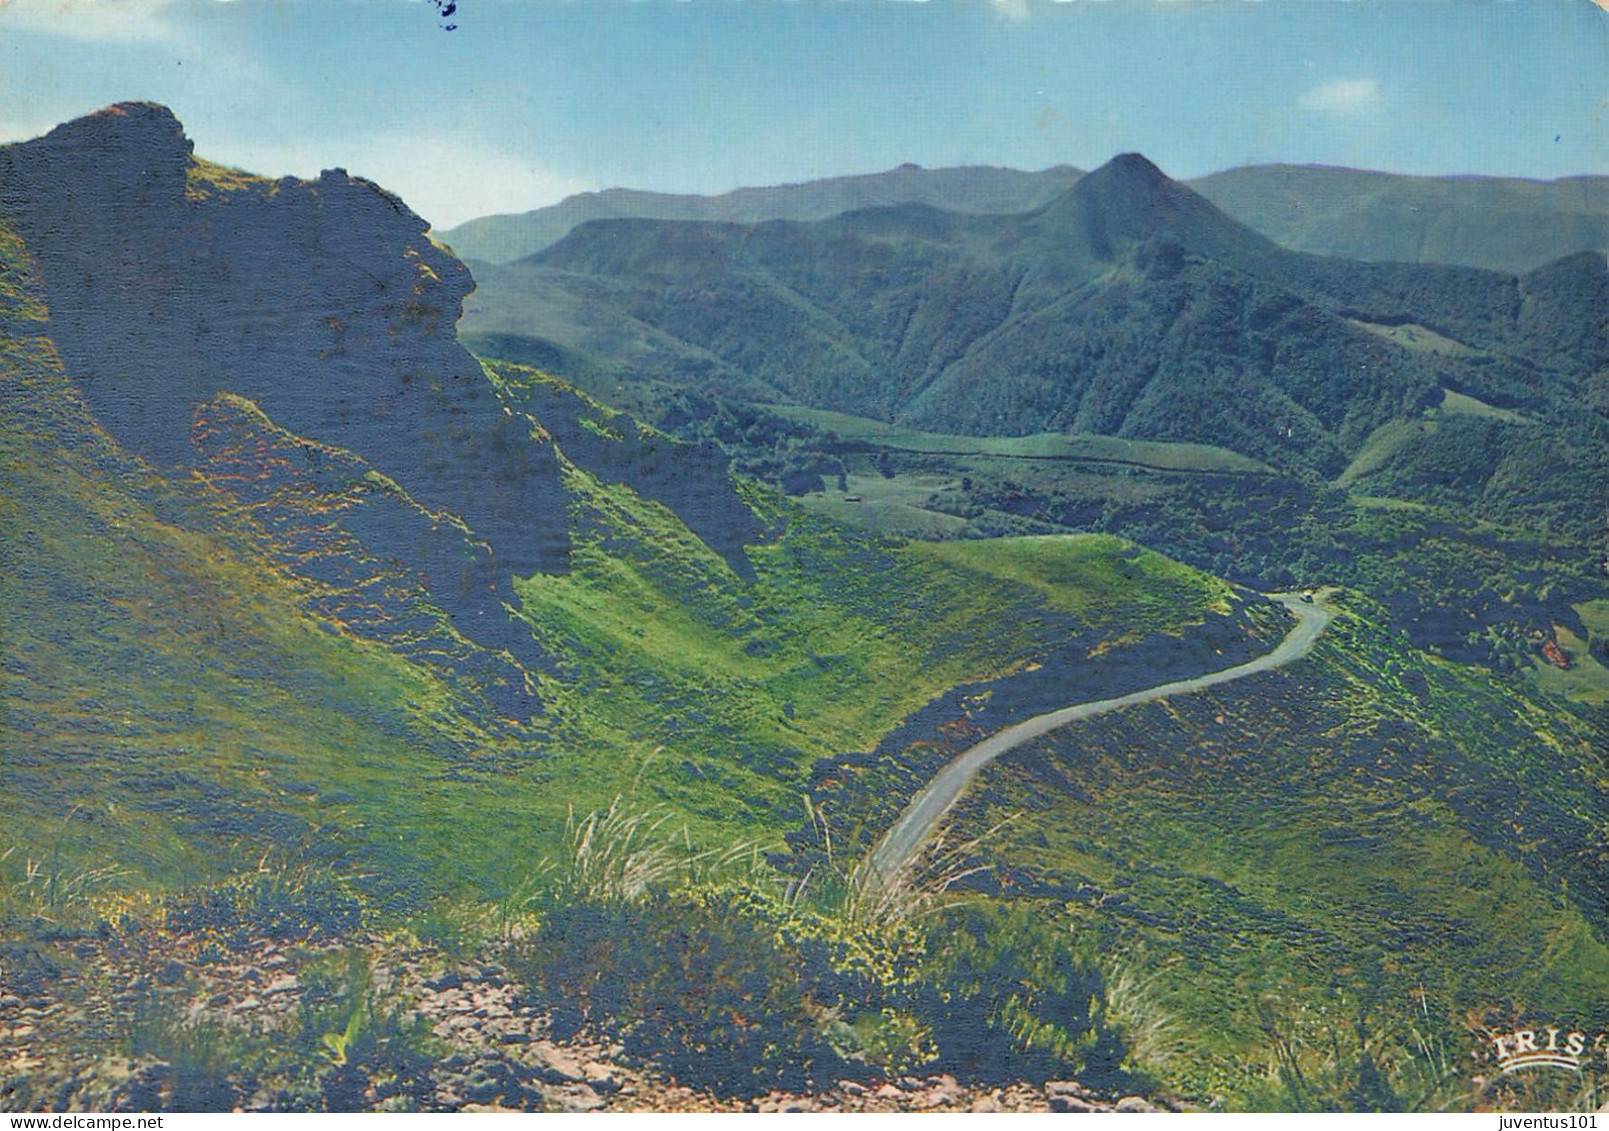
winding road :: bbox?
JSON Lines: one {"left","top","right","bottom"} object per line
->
{"left": 858, "top": 590, "right": 1337, "bottom": 897}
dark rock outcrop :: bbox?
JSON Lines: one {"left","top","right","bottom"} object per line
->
{"left": 0, "top": 104, "right": 582, "bottom": 695}
{"left": 190, "top": 393, "right": 541, "bottom": 719}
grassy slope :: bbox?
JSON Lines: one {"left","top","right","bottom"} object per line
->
{"left": 757, "top": 387, "right": 1601, "bottom": 674}
{"left": 1531, "top": 598, "right": 1609, "bottom": 707}
{"left": 911, "top": 534, "right": 1233, "bottom": 638}
{"left": 800, "top": 473, "right": 974, "bottom": 538}
{"left": 1346, "top": 318, "right": 1483, "bottom": 359}
{"left": 739, "top": 401, "right": 1275, "bottom": 540}
{"left": 3, "top": 210, "right": 1240, "bottom": 901}
{"left": 1532, "top": 621, "right": 1609, "bottom": 707}
{"left": 944, "top": 593, "right": 1609, "bottom": 1100}
{"left": 512, "top": 461, "right": 1238, "bottom": 854}
{"left": 0, "top": 227, "right": 454, "bottom": 895}
{"left": 1337, "top": 390, "right": 1535, "bottom": 487}
{"left": 1, "top": 215, "right": 600, "bottom": 901}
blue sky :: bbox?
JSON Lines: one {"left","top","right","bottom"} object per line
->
{"left": 1, "top": 0, "right": 1606, "bottom": 229}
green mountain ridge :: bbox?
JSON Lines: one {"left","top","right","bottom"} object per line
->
{"left": 463, "top": 153, "right": 1606, "bottom": 483}
{"left": 1192, "top": 164, "right": 1609, "bottom": 276}
{"left": 440, "top": 162, "right": 1086, "bottom": 264}
{"left": 447, "top": 160, "right": 1609, "bottom": 275}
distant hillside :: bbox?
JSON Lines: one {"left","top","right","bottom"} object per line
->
{"left": 439, "top": 163, "right": 1084, "bottom": 263}
{"left": 462, "top": 153, "right": 1608, "bottom": 480}
{"left": 444, "top": 162, "right": 1609, "bottom": 275}
{"left": 461, "top": 152, "right": 1609, "bottom": 670}
{"left": 1193, "top": 164, "right": 1609, "bottom": 274}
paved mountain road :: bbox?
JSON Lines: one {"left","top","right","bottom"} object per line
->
{"left": 858, "top": 591, "right": 1337, "bottom": 897}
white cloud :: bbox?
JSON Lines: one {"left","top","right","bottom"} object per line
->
{"left": 209, "top": 135, "right": 593, "bottom": 230}
{"left": 0, "top": 0, "right": 186, "bottom": 43}
{"left": 989, "top": 0, "right": 1092, "bottom": 17}
{"left": 1298, "top": 78, "right": 1382, "bottom": 115}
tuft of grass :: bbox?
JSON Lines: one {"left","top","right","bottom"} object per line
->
{"left": 1103, "top": 956, "right": 1188, "bottom": 1083}
{"left": 556, "top": 797, "right": 762, "bottom": 905}
{"left": 293, "top": 950, "right": 442, "bottom": 1112}
{"left": 845, "top": 812, "right": 1018, "bottom": 930}
{"left": 0, "top": 819, "right": 131, "bottom": 927}
{"left": 117, "top": 1004, "right": 253, "bottom": 1112}
{"left": 105, "top": 944, "right": 442, "bottom": 1112}
{"left": 185, "top": 157, "right": 275, "bottom": 201}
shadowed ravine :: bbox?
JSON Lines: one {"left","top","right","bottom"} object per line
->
{"left": 859, "top": 590, "right": 1337, "bottom": 897}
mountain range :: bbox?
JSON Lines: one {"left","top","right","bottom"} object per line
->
{"left": 1193, "top": 164, "right": 1609, "bottom": 276}
{"left": 460, "top": 152, "right": 1607, "bottom": 483}
{"left": 443, "top": 161, "right": 1609, "bottom": 275}
{"left": 442, "top": 163, "right": 1086, "bottom": 264}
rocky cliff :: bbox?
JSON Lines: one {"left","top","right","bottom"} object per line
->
{"left": 0, "top": 103, "right": 759, "bottom": 721}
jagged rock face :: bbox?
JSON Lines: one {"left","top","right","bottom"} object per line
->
{"left": 503, "top": 375, "right": 762, "bottom": 580}
{"left": 190, "top": 394, "right": 541, "bottom": 720}
{"left": 0, "top": 103, "right": 585, "bottom": 698}
{"left": 0, "top": 103, "right": 569, "bottom": 582}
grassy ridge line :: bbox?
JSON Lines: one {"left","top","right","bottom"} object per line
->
{"left": 913, "top": 535, "right": 1236, "bottom": 630}
{"left": 769, "top": 405, "right": 1274, "bottom": 474}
